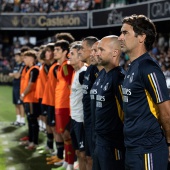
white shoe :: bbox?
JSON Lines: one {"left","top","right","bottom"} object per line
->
{"left": 25, "top": 143, "right": 37, "bottom": 150}
{"left": 19, "top": 140, "right": 29, "bottom": 146}
{"left": 11, "top": 121, "right": 20, "bottom": 126}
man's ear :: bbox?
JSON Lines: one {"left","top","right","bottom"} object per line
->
{"left": 112, "top": 49, "right": 119, "bottom": 57}
{"left": 139, "top": 34, "right": 146, "bottom": 43}
{"left": 63, "top": 50, "right": 68, "bottom": 56}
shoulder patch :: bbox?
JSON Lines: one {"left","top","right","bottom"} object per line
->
{"left": 95, "top": 73, "right": 98, "bottom": 78}
{"left": 63, "top": 65, "right": 68, "bottom": 76}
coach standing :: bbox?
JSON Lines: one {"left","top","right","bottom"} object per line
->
{"left": 119, "top": 14, "right": 170, "bottom": 170}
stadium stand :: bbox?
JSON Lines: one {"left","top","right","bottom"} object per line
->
{"left": 1, "top": 0, "right": 151, "bottom": 13}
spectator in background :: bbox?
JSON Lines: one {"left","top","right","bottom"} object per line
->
{"left": 158, "top": 33, "right": 165, "bottom": 52}
{"left": 76, "top": 0, "right": 86, "bottom": 11}
{"left": 23, "top": 36, "right": 34, "bottom": 48}
{"left": 9, "top": 52, "right": 25, "bottom": 126}
{"left": 157, "top": 52, "right": 166, "bottom": 67}
{"left": 1, "top": 0, "right": 157, "bottom": 12}
{"left": 164, "top": 48, "right": 170, "bottom": 68}
{"left": 161, "top": 64, "right": 168, "bottom": 79}
{"left": 0, "top": 54, "right": 3, "bottom": 71}
{"left": 2, "top": 56, "right": 11, "bottom": 70}
{"left": 94, "top": 0, "right": 102, "bottom": 9}
{"left": 151, "top": 42, "right": 159, "bottom": 59}
{"left": 51, "top": 0, "right": 60, "bottom": 12}
{"left": 13, "top": 0, "right": 20, "bottom": 12}
{"left": 2, "top": 0, "right": 13, "bottom": 12}
{"left": 20, "top": 1, "right": 32, "bottom": 13}
{"left": 55, "top": 32, "right": 75, "bottom": 44}
{"left": 13, "top": 41, "right": 21, "bottom": 55}
{"left": 41, "top": 0, "right": 49, "bottom": 13}
{"left": 1, "top": 0, "right": 6, "bottom": 12}
{"left": 20, "top": 2, "right": 27, "bottom": 12}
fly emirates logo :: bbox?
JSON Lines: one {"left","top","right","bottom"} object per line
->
{"left": 90, "top": 89, "right": 97, "bottom": 100}
{"left": 96, "top": 95, "right": 105, "bottom": 108}
{"left": 82, "top": 85, "right": 88, "bottom": 94}
{"left": 122, "top": 87, "right": 131, "bottom": 103}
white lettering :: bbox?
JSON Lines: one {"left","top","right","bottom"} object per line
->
{"left": 122, "top": 88, "right": 131, "bottom": 95}
{"left": 96, "top": 101, "right": 102, "bottom": 108}
{"left": 82, "top": 85, "right": 88, "bottom": 90}
{"left": 90, "top": 95, "right": 95, "bottom": 100}
{"left": 123, "top": 95, "right": 128, "bottom": 103}
{"left": 151, "top": 2, "right": 170, "bottom": 18}
{"left": 96, "top": 95, "right": 105, "bottom": 101}
{"left": 82, "top": 90, "right": 87, "bottom": 94}
{"left": 90, "top": 89, "right": 97, "bottom": 95}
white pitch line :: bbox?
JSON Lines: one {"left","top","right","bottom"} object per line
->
{"left": 7, "top": 167, "right": 16, "bottom": 170}
{"left": 4, "top": 148, "right": 10, "bottom": 152}
{"left": 7, "top": 157, "right": 13, "bottom": 161}
{"left": 2, "top": 141, "right": 8, "bottom": 145}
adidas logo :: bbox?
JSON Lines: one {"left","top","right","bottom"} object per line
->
{"left": 67, "top": 151, "right": 72, "bottom": 155}
{"left": 79, "top": 142, "right": 84, "bottom": 148}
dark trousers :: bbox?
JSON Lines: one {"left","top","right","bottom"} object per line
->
{"left": 125, "top": 145, "right": 168, "bottom": 170}
{"left": 93, "top": 144, "right": 125, "bottom": 170}
{"left": 25, "top": 102, "right": 39, "bottom": 145}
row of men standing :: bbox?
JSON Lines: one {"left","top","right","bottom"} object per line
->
{"left": 10, "top": 14, "right": 170, "bottom": 170}
{"left": 11, "top": 33, "right": 125, "bottom": 170}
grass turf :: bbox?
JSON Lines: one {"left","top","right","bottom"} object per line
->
{"left": 0, "top": 144, "right": 6, "bottom": 170}
{"left": 0, "top": 85, "right": 59, "bottom": 170}
{"left": 0, "top": 85, "right": 15, "bottom": 122}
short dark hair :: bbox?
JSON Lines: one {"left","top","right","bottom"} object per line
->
{"left": 55, "top": 40, "right": 70, "bottom": 54}
{"left": 55, "top": 32, "right": 75, "bottom": 43}
{"left": 71, "top": 44, "right": 82, "bottom": 51}
{"left": 20, "top": 46, "right": 31, "bottom": 53}
{"left": 122, "top": 14, "right": 157, "bottom": 51}
{"left": 15, "top": 52, "right": 21, "bottom": 56}
{"left": 23, "top": 50, "right": 37, "bottom": 59}
{"left": 70, "top": 41, "right": 82, "bottom": 47}
{"left": 83, "top": 36, "right": 98, "bottom": 48}
{"left": 39, "top": 45, "right": 46, "bottom": 50}
{"left": 33, "top": 46, "right": 40, "bottom": 52}
{"left": 45, "top": 43, "right": 55, "bottom": 51}
{"left": 40, "top": 49, "right": 46, "bottom": 60}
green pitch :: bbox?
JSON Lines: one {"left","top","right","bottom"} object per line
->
{"left": 0, "top": 85, "right": 58, "bottom": 170}
{"left": 0, "top": 85, "right": 15, "bottom": 122}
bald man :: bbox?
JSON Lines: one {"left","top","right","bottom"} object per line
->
{"left": 93, "top": 35, "right": 125, "bottom": 170}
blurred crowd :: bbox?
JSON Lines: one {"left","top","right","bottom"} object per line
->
{"left": 0, "top": 0, "right": 150, "bottom": 13}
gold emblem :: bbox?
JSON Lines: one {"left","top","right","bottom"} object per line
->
{"left": 67, "top": 151, "right": 71, "bottom": 155}
{"left": 12, "top": 16, "right": 19, "bottom": 26}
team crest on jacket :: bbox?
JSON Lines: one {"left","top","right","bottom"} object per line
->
{"left": 129, "top": 73, "right": 134, "bottom": 83}
{"left": 103, "top": 82, "right": 109, "bottom": 91}
{"left": 96, "top": 79, "right": 101, "bottom": 86}
{"left": 84, "top": 74, "right": 90, "bottom": 81}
